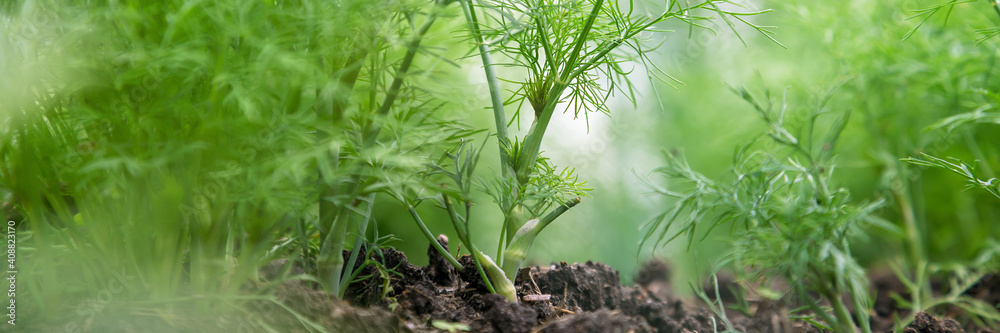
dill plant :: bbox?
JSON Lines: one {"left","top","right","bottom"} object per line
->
{"left": 388, "top": 0, "right": 781, "bottom": 302}
{"left": 0, "top": 0, "right": 480, "bottom": 327}
{"left": 815, "top": 0, "right": 1000, "bottom": 265}
{"left": 693, "top": 1, "right": 1000, "bottom": 328}
{"left": 627, "top": 0, "right": 1000, "bottom": 330}
{"left": 848, "top": 0, "right": 1000, "bottom": 327}
{"left": 644, "top": 85, "right": 894, "bottom": 333}
{"left": 896, "top": 3, "right": 1000, "bottom": 326}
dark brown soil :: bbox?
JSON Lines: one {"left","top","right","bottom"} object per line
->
{"left": 23, "top": 243, "right": 995, "bottom": 332}
{"left": 535, "top": 309, "right": 654, "bottom": 333}
{"left": 255, "top": 275, "right": 406, "bottom": 332}
{"left": 886, "top": 312, "right": 964, "bottom": 333}
{"left": 240, "top": 238, "right": 999, "bottom": 333}
{"left": 967, "top": 274, "right": 1000, "bottom": 312}
{"left": 871, "top": 269, "right": 913, "bottom": 332}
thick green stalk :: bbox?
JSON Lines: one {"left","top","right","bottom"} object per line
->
{"left": 501, "top": 218, "right": 539, "bottom": 279}
{"left": 514, "top": 0, "right": 604, "bottom": 184}
{"left": 514, "top": 82, "right": 568, "bottom": 183}
{"left": 503, "top": 204, "right": 528, "bottom": 245}
{"left": 475, "top": 250, "right": 517, "bottom": 302}
{"left": 912, "top": 261, "right": 928, "bottom": 313}
{"left": 459, "top": 0, "right": 523, "bottom": 254}
{"left": 459, "top": 0, "right": 525, "bottom": 260}
{"left": 460, "top": 0, "right": 512, "bottom": 178}
{"left": 501, "top": 198, "right": 580, "bottom": 278}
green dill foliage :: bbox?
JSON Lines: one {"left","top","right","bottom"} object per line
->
{"left": 2, "top": 0, "right": 340, "bottom": 313}
{"left": 904, "top": 154, "right": 1000, "bottom": 200}
{"left": 645, "top": 85, "right": 895, "bottom": 333}
{"left": 481, "top": 155, "right": 590, "bottom": 229}
{"left": 727, "top": 0, "right": 1000, "bottom": 270}
{"left": 693, "top": 275, "right": 742, "bottom": 333}
{"left": 902, "top": 0, "right": 1000, "bottom": 43}
{"left": 898, "top": 45, "right": 1000, "bottom": 202}
{"left": 0, "top": 0, "right": 479, "bottom": 327}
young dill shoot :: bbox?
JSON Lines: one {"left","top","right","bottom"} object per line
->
{"left": 643, "top": 84, "right": 898, "bottom": 333}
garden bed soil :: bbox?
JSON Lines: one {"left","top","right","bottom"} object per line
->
{"left": 251, "top": 239, "right": 999, "bottom": 333}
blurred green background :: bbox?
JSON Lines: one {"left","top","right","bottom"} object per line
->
{"left": 3, "top": 0, "right": 1000, "bottom": 328}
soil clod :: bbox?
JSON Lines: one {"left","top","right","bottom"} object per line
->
{"left": 890, "top": 312, "right": 965, "bottom": 333}
{"left": 479, "top": 294, "right": 537, "bottom": 333}
{"left": 536, "top": 309, "right": 655, "bottom": 333}
{"left": 527, "top": 261, "right": 623, "bottom": 312}
{"left": 426, "top": 235, "right": 457, "bottom": 286}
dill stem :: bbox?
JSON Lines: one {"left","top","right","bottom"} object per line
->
{"left": 407, "top": 205, "right": 463, "bottom": 271}
{"left": 893, "top": 179, "right": 923, "bottom": 266}
{"left": 443, "top": 194, "right": 498, "bottom": 295}
{"left": 460, "top": 0, "right": 512, "bottom": 179}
